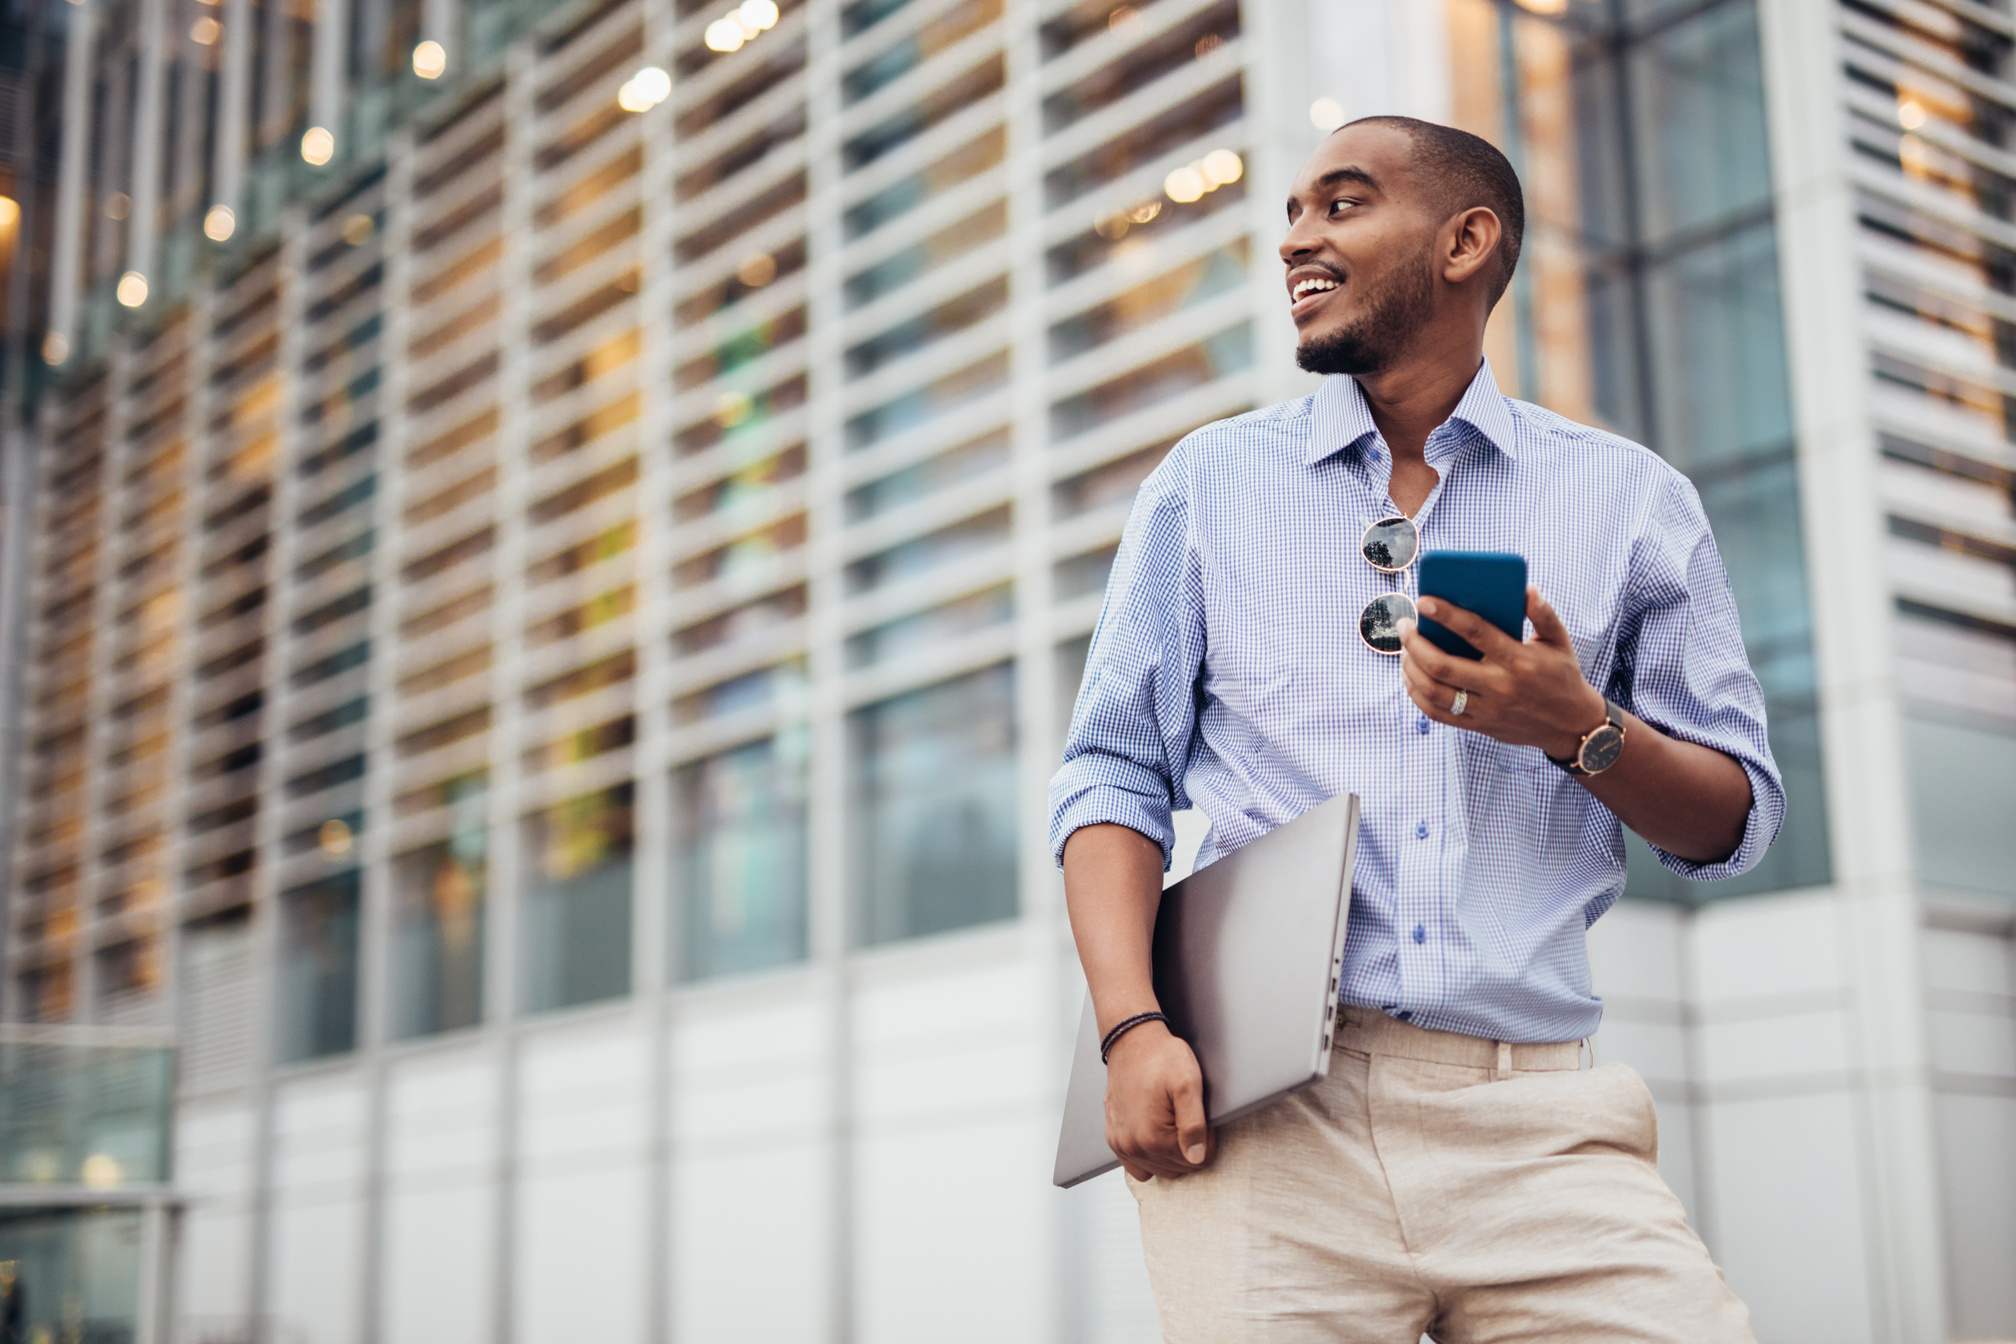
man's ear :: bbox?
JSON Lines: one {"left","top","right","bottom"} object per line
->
{"left": 1441, "top": 207, "right": 1503, "bottom": 287}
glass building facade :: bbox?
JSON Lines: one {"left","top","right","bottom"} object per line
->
{"left": 0, "top": 0, "right": 2009, "bottom": 1340}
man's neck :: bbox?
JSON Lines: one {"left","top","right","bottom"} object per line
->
{"left": 1354, "top": 349, "right": 1486, "bottom": 466}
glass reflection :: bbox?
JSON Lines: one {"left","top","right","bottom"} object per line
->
{"left": 851, "top": 664, "right": 1018, "bottom": 943}
{"left": 393, "top": 780, "right": 488, "bottom": 1038}
{"left": 278, "top": 871, "right": 361, "bottom": 1061}
{"left": 675, "top": 732, "right": 810, "bottom": 980}
{"left": 520, "top": 784, "right": 634, "bottom": 1012}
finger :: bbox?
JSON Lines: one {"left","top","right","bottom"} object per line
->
{"left": 1173, "top": 1075, "right": 1209, "bottom": 1166}
{"left": 1122, "top": 1162, "right": 1153, "bottom": 1182}
{"left": 1401, "top": 651, "right": 1456, "bottom": 706}
{"left": 1526, "top": 587, "right": 1572, "bottom": 648}
{"left": 1398, "top": 621, "right": 1466, "bottom": 683}
{"left": 1416, "top": 596, "right": 1519, "bottom": 657}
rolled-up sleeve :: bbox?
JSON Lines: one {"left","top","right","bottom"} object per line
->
{"left": 1612, "top": 471, "right": 1787, "bottom": 881}
{"left": 1047, "top": 454, "right": 1207, "bottom": 870}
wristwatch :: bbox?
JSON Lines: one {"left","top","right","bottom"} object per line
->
{"left": 1549, "top": 699, "right": 1627, "bottom": 777}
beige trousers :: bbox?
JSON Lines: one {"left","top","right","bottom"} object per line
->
{"left": 1128, "top": 1007, "right": 1754, "bottom": 1343}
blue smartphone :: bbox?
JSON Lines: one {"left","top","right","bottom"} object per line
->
{"left": 1417, "top": 551, "right": 1527, "bottom": 660}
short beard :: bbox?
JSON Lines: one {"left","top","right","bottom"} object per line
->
{"left": 1294, "top": 249, "right": 1437, "bottom": 377}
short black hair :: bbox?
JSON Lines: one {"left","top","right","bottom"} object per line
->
{"left": 1343, "top": 115, "right": 1525, "bottom": 305}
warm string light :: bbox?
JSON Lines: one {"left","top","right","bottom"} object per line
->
{"left": 1093, "top": 198, "right": 1160, "bottom": 240}
{"left": 116, "top": 270, "right": 149, "bottom": 308}
{"left": 617, "top": 65, "right": 670, "bottom": 112}
{"left": 1163, "top": 148, "right": 1242, "bottom": 204}
{"left": 704, "top": 0, "right": 780, "bottom": 53}
{"left": 189, "top": 15, "right": 220, "bottom": 44}
{"left": 301, "top": 125, "right": 335, "bottom": 166}
{"left": 413, "top": 40, "right": 447, "bottom": 79}
{"left": 203, "top": 203, "right": 235, "bottom": 241}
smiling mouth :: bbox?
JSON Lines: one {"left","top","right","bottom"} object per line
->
{"left": 1291, "top": 276, "right": 1340, "bottom": 303}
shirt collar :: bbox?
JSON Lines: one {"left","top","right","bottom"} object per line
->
{"left": 1304, "top": 358, "right": 1518, "bottom": 468}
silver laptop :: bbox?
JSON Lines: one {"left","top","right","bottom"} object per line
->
{"left": 1053, "top": 792, "right": 1360, "bottom": 1188}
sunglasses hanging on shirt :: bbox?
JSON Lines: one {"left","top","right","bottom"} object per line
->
{"left": 1357, "top": 515, "right": 1418, "bottom": 655}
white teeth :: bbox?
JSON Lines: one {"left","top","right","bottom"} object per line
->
{"left": 1292, "top": 277, "right": 1339, "bottom": 302}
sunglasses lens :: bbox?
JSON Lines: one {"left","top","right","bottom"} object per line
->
{"left": 1361, "top": 516, "right": 1418, "bottom": 572}
{"left": 1359, "top": 592, "right": 1416, "bottom": 655}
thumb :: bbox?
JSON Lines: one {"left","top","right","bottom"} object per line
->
{"left": 1173, "top": 1074, "right": 1208, "bottom": 1166}
{"left": 1527, "top": 587, "right": 1571, "bottom": 648}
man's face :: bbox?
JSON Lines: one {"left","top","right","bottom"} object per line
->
{"left": 1279, "top": 124, "right": 1443, "bottom": 377}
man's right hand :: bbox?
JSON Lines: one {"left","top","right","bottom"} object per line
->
{"left": 1104, "top": 1020, "right": 1214, "bottom": 1181}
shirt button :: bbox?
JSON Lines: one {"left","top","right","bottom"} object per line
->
{"left": 1416, "top": 716, "right": 1430, "bottom": 734}
{"left": 1415, "top": 822, "right": 1429, "bottom": 839}
{"left": 1413, "top": 925, "right": 1426, "bottom": 944}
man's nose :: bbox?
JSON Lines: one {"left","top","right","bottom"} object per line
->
{"left": 1279, "top": 210, "right": 1321, "bottom": 264}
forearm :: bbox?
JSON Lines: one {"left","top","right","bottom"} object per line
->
{"left": 1576, "top": 709, "right": 1753, "bottom": 863}
{"left": 1061, "top": 823, "right": 1167, "bottom": 1034}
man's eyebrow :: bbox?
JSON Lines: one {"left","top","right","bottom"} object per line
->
{"left": 1314, "top": 166, "right": 1380, "bottom": 192}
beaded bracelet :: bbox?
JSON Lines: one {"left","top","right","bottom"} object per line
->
{"left": 1099, "top": 1011, "right": 1170, "bottom": 1065}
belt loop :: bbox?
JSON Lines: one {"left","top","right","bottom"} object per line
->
{"left": 1494, "top": 1040, "right": 1512, "bottom": 1081}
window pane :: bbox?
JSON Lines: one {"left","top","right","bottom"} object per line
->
{"left": 1642, "top": 221, "right": 1794, "bottom": 474}
{"left": 520, "top": 784, "right": 634, "bottom": 1011}
{"left": 278, "top": 871, "right": 361, "bottom": 1061}
{"left": 674, "top": 733, "right": 809, "bottom": 980}
{"left": 1905, "top": 715, "right": 2016, "bottom": 897}
{"left": 1626, "top": 0, "right": 1773, "bottom": 247}
{"left": 851, "top": 664, "right": 1018, "bottom": 944}
{"left": 392, "top": 827, "right": 487, "bottom": 1038}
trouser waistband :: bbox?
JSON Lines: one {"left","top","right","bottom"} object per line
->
{"left": 1334, "top": 1005, "right": 1585, "bottom": 1074}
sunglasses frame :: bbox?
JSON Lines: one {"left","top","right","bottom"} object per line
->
{"left": 1357, "top": 515, "right": 1420, "bottom": 656}
{"left": 1358, "top": 591, "right": 1416, "bottom": 656}
{"left": 1359, "top": 515, "right": 1420, "bottom": 574}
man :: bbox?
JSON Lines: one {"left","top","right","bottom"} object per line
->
{"left": 1049, "top": 117, "right": 1775, "bottom": 1342}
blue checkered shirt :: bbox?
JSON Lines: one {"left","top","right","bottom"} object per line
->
{"left": 1049, "top": 364, "right": 1784, "bottom": 1043}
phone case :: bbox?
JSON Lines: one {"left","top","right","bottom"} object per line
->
{"left": 1416, "top": 551, "right": 1527, "bottom": 660}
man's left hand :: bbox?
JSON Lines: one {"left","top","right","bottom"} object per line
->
{"left": 1399, "top": 587, "right": 1606, "bottom": 760}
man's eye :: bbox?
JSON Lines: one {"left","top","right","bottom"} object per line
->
{"left": 1329, "top": 199, "right": 1350, "bottom": 215}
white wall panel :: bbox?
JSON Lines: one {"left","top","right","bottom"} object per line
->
{"left": 173, "top": 1100, "right": 260, "bottom": 1327}
{"left": 854, "top": 1116, "right": 1050, "bottom": 1344}
{"left": 1924, "top": 924, "right": 2016, "bottom": 1338}
{"left": 177, "top": 1100, "right": 257, "bottom": 1200}
{"left": 1069, "top": 1172, "right": 1160, "bottom": 1344}
{"left": 268, "top": 1074, "right": 368, "bottom": 1344}
{"left": 1695, "top": 1009, "right": 1853, "bottom": 1086}
{"left": 270, "top": 1198, "right": 365, "bottom": 1344}
{"left": 271, "top": 1073, "right": 369, "bottom": 1195}
{"left": 1705, "top": 1092, "right": 1873, "bottom": 1344}
{"left": 518, "top": 1018, "right": 648, "bottom": 1166}
{"left": 383, "top": 1183, "right": 495, "bottom": 1344}
{"left": 670, "top": 1143, "right": 826, "bottom": 1344}
{"left": 1688, "top": 891, "right": 1845, "bottom": 1004}
{"left": 517, "top": 1166, "right": 646, "bottom": 1344}
{"left": 385, "top": 1049, "right": 500, "bottom": 1182}
{"left": 175, "top": 1206, "right": 253, "bottom": 1326}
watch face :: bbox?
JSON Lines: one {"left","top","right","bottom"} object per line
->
{"left": 1580, "top": 725, "right": 1625, "bottom": 774}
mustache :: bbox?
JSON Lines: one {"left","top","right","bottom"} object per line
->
{"left": 1291, "top": 261, "right": 1347, "bottom": 286}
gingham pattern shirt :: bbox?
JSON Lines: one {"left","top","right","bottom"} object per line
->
{"left": 1049, "top": 363, "right": 1784, "bottom": 1043}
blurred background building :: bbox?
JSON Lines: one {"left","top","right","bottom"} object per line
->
{"left": 0, "top": 0, "right": 2006, "bottom": 1339}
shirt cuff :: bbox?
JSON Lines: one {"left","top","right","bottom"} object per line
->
{"left": 1647, "top": 755, "right": 1783, "bottom": 882}
{"left": 1048, "top": 787, "right": 1176, "bottom": 871}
